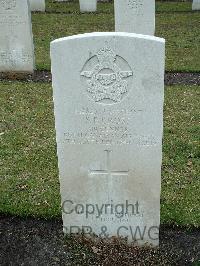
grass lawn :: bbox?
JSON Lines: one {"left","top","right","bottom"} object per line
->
{"left": 0, "top": 82, "right": 199, "bottom": 227}
{"left": 32, "top": 2, "right": 200, "bottom": 72}
{"left": 156, "top": 1, "right": 193, "bottom": 12}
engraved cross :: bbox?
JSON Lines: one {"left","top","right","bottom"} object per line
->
{"left": 90, "top": 150, "right": 129, "bottom": 178}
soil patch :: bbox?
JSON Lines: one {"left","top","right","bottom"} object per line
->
{"left": 0, "top": 71, "right": 200, "bottom": 86}
{"left": 0, "top": 215, "right": 200, "bottom": 266}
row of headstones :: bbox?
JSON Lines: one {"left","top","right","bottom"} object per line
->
{"left": 56, "top": 0, "right": 200, "bottom": 12}
{"left": 49, "top": 0, "right": 198, "bottom": 246}
{"left": 81, "top": 0, "right": 200, "bottom": 12}
{"left": 6, "top": 0, "right": 196, "bottom": 72}
{"left": 0, "top": 0, "right": 156, "bottom": 73}
{"left": 22, "top": 0, "right": 110, "bottom": 12}
{"left": 27, "top": 0, "right": 200, "bottom": 13}
{"left": 28, "top": 0, "right": 98, "bottom": 12}
{"left": 0, "top": 1, "right": 198, "bottom": 246}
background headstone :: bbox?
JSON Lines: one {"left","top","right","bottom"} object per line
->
{"left": 0, "top": 0, "right": 34, "bottom": 72}
{"left": 192, "top": 0, "right": 200, "bottom": 10}
{"left": 29, "top": 0, "right": 45, "bottom": 12}
{"left": 114, "top": 0, "right": 155, "bottom": 35}
{"left": 51, "top": 32, "right": 165, "bottom": 246}
{"left": 79, "top": 0, "right": 97, "bottom": 12}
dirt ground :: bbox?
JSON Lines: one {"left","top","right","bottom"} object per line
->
{"left": 0, "top": 215, "right": 200, "bottom": 266}
{"left": 0, "top": 71, "right": 200, "bottom": 85}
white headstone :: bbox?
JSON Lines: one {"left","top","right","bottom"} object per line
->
{"left": 0, "top": 0, "right": 34, "bottom": 72}
{"left": 114, "top": 0, "right": 155, "bottom": 35}
{"left": 51, "top": 32, "right": 165, "bottom": 246}
{"left": 192, "top": 0, "right": 200, "bottom": 10}
{"left": 79, "top": 0, "right": 97, "bottom": 12}
{"left": 29, "top": 0, "right": 45, "bottom": 12}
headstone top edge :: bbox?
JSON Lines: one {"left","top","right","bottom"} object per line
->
{"left": 50, "top": 32, "right": 165, "bottom": 46}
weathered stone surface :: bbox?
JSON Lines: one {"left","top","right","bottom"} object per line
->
{"left": 51, "top": 32, "right": 165, "bottom": 246}
{"left": 79, "top": 0, "right": 97, "bottom": 12}
{"left": 0, "top": 0, "right": 34, "bottom": 72}
{"left": 114, "top": 0, "right": 155, "bottom": 35}
{"left": 29, "top": 0, "right": 45, "bottom": 12}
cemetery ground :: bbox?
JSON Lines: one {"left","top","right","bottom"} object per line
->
{"left": 0, "top": 1, "right": 199, "bottom": 265}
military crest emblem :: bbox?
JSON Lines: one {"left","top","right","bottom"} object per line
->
{"left": 81, "top": 46, "right": 133, "bottom": 104}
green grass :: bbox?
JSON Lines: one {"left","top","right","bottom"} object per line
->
{"left": 0, "top": 82, "right": 60, "bottom": 217}
{"left": 0, "top": 1, "right": 199, "bottom": 228}
{"left": 157, "top": 12, "right": 200, "bottom": 72}
{"left": 32, "top": 13, "right": 114, "bottom": 70}
{"left": 0, "top": 82, "right": 199, "bottom": 226}
{"left": 156, "top": 1, "right": 193, "bottom": 13}
{"left": 162, "top": 86, "right": 200, "bottom": 226}
{"left": 32, "top": 3, "right": 200, "bottom": 71}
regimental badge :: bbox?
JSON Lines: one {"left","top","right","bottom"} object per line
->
{"left": 81, "top": 46, "right": 133, "bottom": 104}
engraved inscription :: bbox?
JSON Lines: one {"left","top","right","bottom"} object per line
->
{"left": 0, "top": 15, "right": 26, "bottom": 25}
{"left": 81, "top": 45, "right": 133, "bottom": 104}
{"left": 128, "top": 0, "right": 143, "bottom": 14}
{"left": 0, "top": 0, "right": 16, "bottom": 10}
{"left": 0, "top": 49, "right": 32, "bottom": 66}
{"left": 0, "top": 0, "right": 33, "bottom": 72}
{"left": 63, "top": 106, "right": 159, "bottom": 146}
{"left": 64, "top": 131, "right": 158, "bottom": 146}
